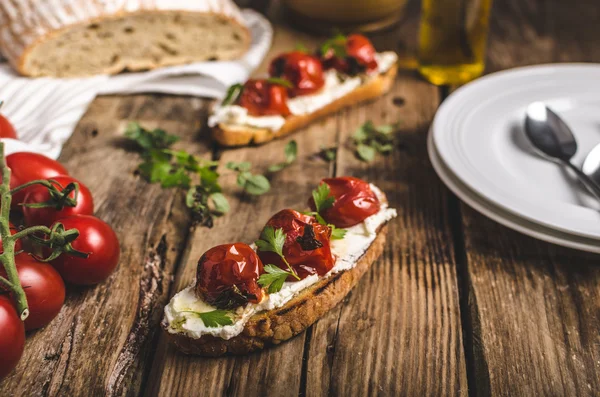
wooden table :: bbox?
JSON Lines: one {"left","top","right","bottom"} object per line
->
{"left": 3, "top": 0, "right": 600, "bottom": 395}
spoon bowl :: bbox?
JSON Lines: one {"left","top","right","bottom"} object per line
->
{"left": 524, "top": 102, "right": 600, "bottom": 201}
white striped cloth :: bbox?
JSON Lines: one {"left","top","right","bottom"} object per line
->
{"left": 0, "top": 9, "right": 272, "bottom": 159}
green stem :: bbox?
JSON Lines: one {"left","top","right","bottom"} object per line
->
{"left": 11, "top": 225, "right": 52, "bottom": 242}
{"left": 0, "top": 142, "right": 29, "bottom": 320}
{"left": 281, "top": 256, "right": 301, "bottom": 281}
{"left": 9, "top": 179, "right": 54, "bottom": 195}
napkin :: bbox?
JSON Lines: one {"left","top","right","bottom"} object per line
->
{"left": 0, "top": 9, "right": 272, "bottom": 159}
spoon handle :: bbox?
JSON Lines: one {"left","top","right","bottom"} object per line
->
{"left": 564, "top": 161, "right": 600, "bottom": 201}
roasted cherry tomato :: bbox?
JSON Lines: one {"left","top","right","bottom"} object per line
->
{"left": 50, "top": 215, "right": 120, "bottom": 285}
{"left": 22, "top": 175, "right": 94, "bottom": 227}
{"left": 0, "top": 113, "right": 18, "bottom": 139}
{"left": 196, "top": 243, "right": 264, "bottom": 309}
{"left": 238, "top": 79, "right": 291, "bottom": 117}
{"left": 258, "top": 209, "right": 334, "bottom": 280}
{"left": 269, "top": 51, "right": 325, "bottom": 96}
{"left": 0, "top": 254, "right": 65, "bottom": 331}
{"left": 309, "top": 177, "right": 380, "bottom": 228}
{"left": 5, "top": 152, "right": 69, "bottom": 210}
{"left": 0, "top": 295, "right": 25, "bottom": 381}
{"left": 321, "top": 34, "right": 378, "bottom": 74}
{"left": 0, "top": 223, "right": 22, "bottom": 254}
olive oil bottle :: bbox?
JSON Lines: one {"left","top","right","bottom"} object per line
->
{"left": 418, "top": 0, "right": 492, "bottom": 85}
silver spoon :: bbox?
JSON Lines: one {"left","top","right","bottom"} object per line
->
{"left": 582, "top": 143, "right": 600, "bottom": 185}
{"left": 524, "top": 102, "right": 600, "bottom": 200}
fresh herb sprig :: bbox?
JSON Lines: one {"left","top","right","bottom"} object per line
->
{"left": 226, "top": 162, "right": 271, "bottom": 195}
{"left": 308, "top": 183, "right": 346, "bottom": 240}
{"left": 319, "top": 146, "right": 337, "bottom": 162}
{"left": 126, "top": 122, "right": 227, "bottom": 227}
{"left": 320, "top": 33, "right": 347, "bottom": 58}
{"left": 353, "top": 120, "right": 399, "bottom": 162}
{"left": 222, "top": 83, "right": 244, "bottom": 106}
{"left": 268, "top": 140, "right": 297, "bottom": 172}
{"left": 256, "top": 226, "right": 301, "bottom": 293}
{"left": 181, "top": 310, "right": 233, "bottom": 327}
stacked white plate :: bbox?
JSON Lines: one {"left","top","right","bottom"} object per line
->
{"left": 428, "top": 64, "right": 600, "bottom": 253}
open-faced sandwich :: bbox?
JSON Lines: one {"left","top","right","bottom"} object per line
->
{"left": 162, "top": 176, "right": 397, "bottom": 356}
{"left": 209, "top": 34, "right": 398, "bottom": 146}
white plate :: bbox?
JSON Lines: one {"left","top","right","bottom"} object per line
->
{"left": 428, "top": 131, "right": 600, "bottom": 253}
{"left": 433, "top": 64, "right": 600, "bottom": 239}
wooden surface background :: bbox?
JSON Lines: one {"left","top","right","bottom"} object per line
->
{"left": 2, "top": 0, "right": 600, "bottom": 396}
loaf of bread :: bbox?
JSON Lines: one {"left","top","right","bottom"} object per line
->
{"left": 0, "top": 0, "right": 251, "bottom": 77}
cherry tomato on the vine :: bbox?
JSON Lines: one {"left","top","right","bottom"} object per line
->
{"left": 22, "top": 175, "right": 94, "bottom": 227}
{"left": 196, "top": 243, "right": 264, "bottom": 309}
{"left": 0, "top": 114, "right": 18, "bottom": 139}
{"left": 0, "top": 222, "right": 22, "bottom": 254}
{"left": 0, "top": 295, "right": 25, "bottom": 380}
{"left": 0, "top": 254, "right": 65, "bottom": 331}
{"left": 50, "top": 215, "right": 120, "bottom": 285}
{"left": 5, "top": 152, "right": 69, "bottom": 210}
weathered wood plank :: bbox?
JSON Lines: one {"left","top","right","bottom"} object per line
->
{"left": 0, "top": 96, "right": 210, "bottom": 396}
{"left": 458, "top": 0, "right": 600, "bottom": 394}
{"left": 305, "top": 74, "right": 468, "bottom": 396}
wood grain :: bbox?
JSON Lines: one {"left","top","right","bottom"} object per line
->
{"left": 456, "top": 0, "right": 600, "bottom": 395}
{"left": 0, "top": 96, "right": 211, "bottom": 396}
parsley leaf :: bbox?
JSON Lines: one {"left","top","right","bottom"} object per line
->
{"left": 312, "top": 183, "right": 335, "bottom": 213}
{"left": 181, "top": 310, "right": 233, "bottom": 327}
{"left": 222, "top": 83, "right": 244, "bottom": 106}
{"left": 353, "top": 120, "right": 400, "bottom": 163}
{"left": 126, "top": 122, "right": 228, "bottom": 227}
{"left": 227, "top": 162, "right": 271, "bottom": 195}
{"left": 319, "top": 146, "right": 337, "bottom": 162}
{"left": 320, "top": 33, "right": 347, "bottom": 58}
{"left": 258, "top": 265, "right": 293, "bottom": 293}
{"left": 256, "top": 226, "right": 286, "bottom": 257}
{"left": 268, "top": 140, "right": 298, "bottom": 172}
{"left": 331, "top": 226, "right": 347, "bottom": 240}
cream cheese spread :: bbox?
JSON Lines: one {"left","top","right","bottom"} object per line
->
{"left": 163, "top": 185, "right": 397, "bottom": 340}
{"left": 207, "top": 51, "right": 398, "bottom": 131}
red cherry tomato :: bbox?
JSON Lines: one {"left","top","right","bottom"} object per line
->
{"left": 238, "top": 79, "right": 291, "bottom": 117}
{"left": 0, "top": 296, "right": 25, "bottom": 381}
{"left": 269, "top": 51, "right": 325, "bottom": 96}
{"left": 5, "top": 152, "right": 69, "bottom": 210}
{"left": 0, "top": 254, "right": 65, "bottom": 331}
{"left": 196, "top": 243, "right": 264, "bottom": 308}
{"left": 50, "top": 215, "right": 120, "bottom": 285}
{"left": 0, "top": 223, "right": 22, "bottom": 254}
{"left": 309, "top": 177, "right": 380, "bottom": 228}
{"left": 258, "top": 209, "right": 334, "bottom": 280}
{"left": 0, "top": 114, "right": 18, "bottom": 139}
{"left": 321, "top": 34, "right": 378, "bottom": 74}
{"left": 22, "top": 175, "right": 94, "bottom": 227}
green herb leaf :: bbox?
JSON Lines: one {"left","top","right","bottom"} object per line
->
{"left": 227, "top": 161, "right": 252, "bottom": 172}
{"left": 356, "top": 143, "right": 376, "bottom": 162}
{"left": 243, "top": 174, "right": 271, "bottom": 195}
{"left": 266, "top": 77, "right": 294, "bottom": 89}
{"left": 320, "top": 33, "right": 347, "bottom": 58}
{"left": 258, "top": 265, "right": 292, "bottom": 293}
{"left": 256, "top": 226, "right": 286, "bottom": 257}
{"left": 209, "top": 192, "right": 230, "bottom": 214}
{"left": 181, "top": 310, "right": 233, "bottom": 327}
{"left": 331, "top": 226, "right": 347, "bottom": 240}
{"left": 312, "top": 183, "right": 335, "bottom": 213}
{"left": 125, "top": 122, "right": 179, "bottom": 150}
{"left": 268, "top": 140, "right": 298, "bottom": 172}
{"left": 320, "top": 146, "right": 337, "bottom": 162}
{"left": 223, "top": 83, "right": 244, "bottom": 106}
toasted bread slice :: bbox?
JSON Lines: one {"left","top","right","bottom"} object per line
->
{"left": 163, "top": 224, "right": 387, "bottom": 357}
{"left": 212, "top": 64, "right": 398, "bottom": 147}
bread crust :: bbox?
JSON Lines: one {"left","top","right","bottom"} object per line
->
{"left": 212, "top": 64, "right": 398, "bottom": 147}
{"left": 162, "top": 224, "right": 388, "bottom": 357}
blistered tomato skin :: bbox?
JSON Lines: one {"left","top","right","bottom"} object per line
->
{"left": 310, "top": 177, "right": 380, "bottom": 228}
{"left": 321, "top": 34, "right": 378, "bottom": 75}
{"left": 196, "top": 243, "right": 265, "bottom": 309}
{"left": 269, "top": 51, "right": 325, "bottom": 96}
{"left": 258, "top": 209, "right": 335, "bottom": 280}
{"left": 238, "top": 79, "right": 291, "bottom": 117}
